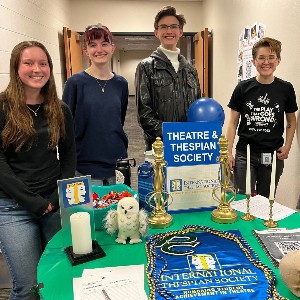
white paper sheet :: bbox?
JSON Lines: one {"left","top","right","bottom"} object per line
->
{"left": 166, "top": 164, "right": 219, "bottom": 211}
{"left": 73, "top": 264, "right": 147, "bottom": 300}
{"left": 231, "top": 194, "right": 296, "bottom": 221}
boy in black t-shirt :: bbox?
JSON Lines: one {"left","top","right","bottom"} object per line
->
{"left": 227, "top": 37, "right": 298, "bottom": 198}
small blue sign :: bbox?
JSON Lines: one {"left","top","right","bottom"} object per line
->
{"left": 61, "top": 177, "right": 91, "bottom": 208}
{"left": 169, "top": 179, "right": 183, "bottom": 192}
{"left": 163, "top": 122, "right": 222, "bottom": 167}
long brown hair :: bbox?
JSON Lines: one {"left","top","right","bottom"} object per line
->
{"left": 0, "top": 41, "right": 66, "bottom": 152}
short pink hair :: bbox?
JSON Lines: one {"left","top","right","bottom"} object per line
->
{"left": 83, "top": 24, "right": 113, "bottom": 49}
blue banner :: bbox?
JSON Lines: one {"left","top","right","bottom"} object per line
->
{"left": 162, "top": 122, "right": 222, "bottom": 167}
{"left": 146, "top": 226, "right": 282, "bottom": 300}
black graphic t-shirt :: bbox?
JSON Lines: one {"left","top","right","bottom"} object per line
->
{"left": 228, "top": 77, "right": 298, "bottom": 152}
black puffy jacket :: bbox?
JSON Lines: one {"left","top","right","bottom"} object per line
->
{"left": 135, "top": 48, "right": 201, "bottom": 150}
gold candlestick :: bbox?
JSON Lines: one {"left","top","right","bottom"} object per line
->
{"left": 263, "top": 198, "right": 278, "bottom": 228}
{"left": 147, "top": 137, "right": 173, "bottom": 228}
{"left": 211, "top": 134, "right": 238, "bottom": 223}
{"left": 241, "top": 193, "right": 255, "bottom": 221}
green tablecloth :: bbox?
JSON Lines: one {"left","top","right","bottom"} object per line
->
{"left": 37, "top": 198, "right": 299, "bottom": 300}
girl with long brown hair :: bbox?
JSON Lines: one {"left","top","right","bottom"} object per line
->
{"left": 0, "top": 41, "right": 76, "bottom": 300}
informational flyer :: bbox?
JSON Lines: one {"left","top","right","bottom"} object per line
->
{"left": 163, "top": 122, "right": 222, "bottom": 212}
{"left": 166, "top": 164, "right": 219, "bottom": 211}
{"left": 237, "top": 22, "right": 266, "bottom": 82}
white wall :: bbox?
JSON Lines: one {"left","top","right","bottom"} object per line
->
{"left": 69, "top": 0, "right": 204, "bottom": 32}
{"left": 0, "top": 0, "right": 71, "bottom": 97}
{"left": 201, "top": 0, "right": 300, "bottom": 209}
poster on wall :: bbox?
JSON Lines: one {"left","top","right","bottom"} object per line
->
{"left": 237, "top": 22, "right": 266, "bottom": 82}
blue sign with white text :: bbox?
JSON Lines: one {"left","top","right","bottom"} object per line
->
{"left": 163, "top": 122, "right": 222, "bottom": 167}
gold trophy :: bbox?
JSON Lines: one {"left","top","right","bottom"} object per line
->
{"left": 263, "top": 198, "right": 278, "bottom": 228}
{"left": 147, "top": 137, "right": 173, "bottom": 228}
{"left": 211, "top": 134, "right": 238, "bottom": 223}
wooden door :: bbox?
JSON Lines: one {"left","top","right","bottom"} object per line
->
{"left": 194, "top": 28, "right": 210, "bottom": 97}
{"left": 63, "top": 27, "right": 83, "bottom": 78}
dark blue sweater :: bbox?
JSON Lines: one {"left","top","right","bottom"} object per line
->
{"left": 62, "top": 71, "right": 128, "bottom": 177}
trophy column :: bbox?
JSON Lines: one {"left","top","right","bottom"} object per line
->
{"left": 211, "top": 134, "right": 238, "bottom": 223}
{"left": 147, "top": 137, "right": 173, "bottom": 228}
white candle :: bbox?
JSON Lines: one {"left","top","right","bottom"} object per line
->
{"left": 245, "top": 144, "right": 251, "bottom": 195}
{"left": 70, "top": 212, "right": 93, "bottom": 255}
{"left": 269, "top": 151, "right": 277, "bottom": 200}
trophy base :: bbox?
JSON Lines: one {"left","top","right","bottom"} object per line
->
{"left": 241, "top": 213, "right": 255, "bottom": 221}
{"left": 65, "top": 240, "right": 106, "bottom": 266}
{"left": 263, "top": 219, "right": 278, "bottom": 228}
{"left": 211, "top": 206, "right": 238, "bottom": 224}
{"left": 148, "top": 210, "right": 173, "bottom": 228}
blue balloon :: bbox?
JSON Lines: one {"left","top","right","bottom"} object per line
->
{"left": 187, "top": 97, "right": 225, "bottom": 124}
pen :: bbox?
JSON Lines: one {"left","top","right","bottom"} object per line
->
{"left": 102, "top": 289, "right": 111, "bottom": 300}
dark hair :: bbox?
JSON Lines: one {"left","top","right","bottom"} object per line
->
{"left": 83, "top": 24, "right": 113, "bottom": 49}
{"left": 252, "top": 37, "right": 282, "bottom": 59}
{"left": 1, "top": 41, "right": 65, "bottom": 151}
{"left": 154, "top": 6, "right": 186, "bottom": 29}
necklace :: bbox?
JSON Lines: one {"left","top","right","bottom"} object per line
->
{"left": 86, "top": 68, "right": 111, "bottom": 93}
{"left": 27, "top": 104, "right": 41, "bottom": 117}
{"left": 95, "top": 78, "right": 109, "bottom": 93}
